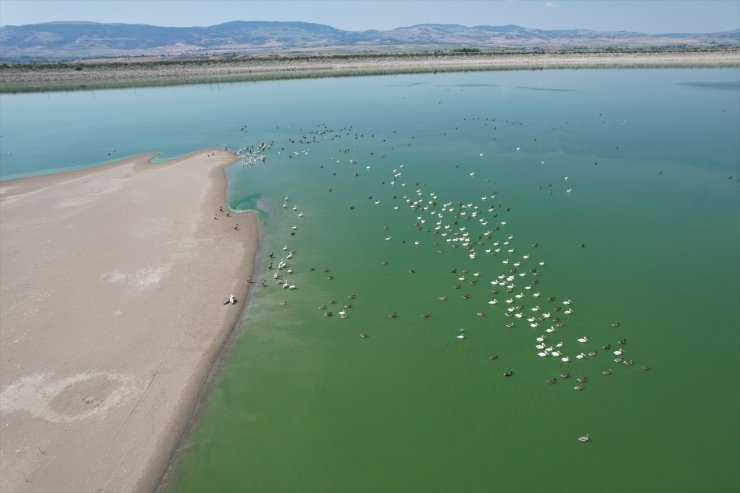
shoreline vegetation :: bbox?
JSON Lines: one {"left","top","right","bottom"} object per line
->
{"left": 0, "top": 150, "right": 258, "bottom": 493}
{"left": 1, "top": 49, "right": 739, "bottom": 93}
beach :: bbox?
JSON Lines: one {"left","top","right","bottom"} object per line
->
{"left": 1, "top": 50, "right": 738, "bottom": 93}
{"left": 0, "top": 150, "right": 258, "bottom": 492}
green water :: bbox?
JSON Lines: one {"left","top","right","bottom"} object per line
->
{"left": 1, "top": 69, "right": 738, "bottom": 492}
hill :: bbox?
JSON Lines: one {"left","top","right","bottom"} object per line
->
{"left": 1, "top": 21, "right": 738, "bottom": 60}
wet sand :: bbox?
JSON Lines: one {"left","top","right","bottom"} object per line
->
{"left": 0, "top": 149, "right": 258, "bottom": 492}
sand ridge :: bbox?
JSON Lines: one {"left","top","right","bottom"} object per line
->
{"left": 0, "top": 149, "right": 258, "bottom": 492}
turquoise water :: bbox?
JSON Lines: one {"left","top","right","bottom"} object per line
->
{"left": 1, "top": 69, "right": 739, "bottom": 493}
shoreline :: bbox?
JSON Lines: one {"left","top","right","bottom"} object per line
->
{"left": 0, "top": 149, "right": 259, "bottom": 492}
{"left": 1, "top": 49, "right": 739, "bottom": 93}
{"left": 154, "top": 217, "right": 264, "bottom": 493}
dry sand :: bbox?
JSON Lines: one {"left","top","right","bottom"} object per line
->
{"left": 0, "top": 149, "right": 258, "bottom": 492}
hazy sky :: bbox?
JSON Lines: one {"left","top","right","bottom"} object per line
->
{"left": 1, "top": 0, "right": 738, "bottom": 33}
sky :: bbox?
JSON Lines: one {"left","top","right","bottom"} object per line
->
{"left": 1, "top": 0, "right": 738, "bottom": 33}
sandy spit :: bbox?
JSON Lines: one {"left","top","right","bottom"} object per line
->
{"left": 0, "top": 149, "right": 258, "bottom": 492}
{"left": 1, "top": 50, "right": 739, "bottom": 93}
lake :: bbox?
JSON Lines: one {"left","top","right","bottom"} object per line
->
{"left": 1, "top": 68, "right": 739, "bottom": 493}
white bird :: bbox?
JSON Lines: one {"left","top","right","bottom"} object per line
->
{"left": 577, "top": 336, "right": 589, "bottom": 343}
{"left": 576, "top": 353, "right": 585, "bottom": 360}
{"left": 613, "top": 349, "right": 623, "bottom": 356}
{"left": 561, "top": 356, "right": 570, "bottom": 362}
{"left": 457, "top": 334, "right": 465, "bottom": 340}
{"left": 538, "top": 352, "right": 548, "bottom": 357}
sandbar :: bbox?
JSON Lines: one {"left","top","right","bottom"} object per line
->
{"left": 0, "top": 149, "right": 258, "bottom": 492}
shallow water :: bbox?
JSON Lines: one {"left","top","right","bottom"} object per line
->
{"left": 1, "top": 69, "right": 739, "bottom": 493}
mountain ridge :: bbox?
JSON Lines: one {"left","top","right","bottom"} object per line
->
{"left": 1, "top": 21, "right": 738, "bottom": 61}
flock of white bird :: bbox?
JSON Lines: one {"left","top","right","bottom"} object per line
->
{"left": 246, "top": 122, "right": 645, "bottom": 394}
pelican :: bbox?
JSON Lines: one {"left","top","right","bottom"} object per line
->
{"left": 613, "top": 349, "right": 623, "bottom": 356}
{"left": 457, "top": 334, "right": 465, "bottom": 340}
{"left": 578, "top": 434, "right": 590, "bottom": 443}
{"left": 552, "top": 351, "right": 561, "bottom": 357}
{"left": 537, "top": 352, "right": 548, "bottom": 357}
{"left": 602, "top": 369, "right": 612, "bottom": 375}
{"left": 561, "top": 356, "right": 570, "bottom": 362}
{"left": 576, "top": 353, "right": 585, "bottom": 360}
{"left": 577, "top": 336, "right": 588, "bottom": 343}
{"left": 338, "top": 310, "right": 348, "bottom": 319}
{"left": 487, "top": 299, "right": 498, "bottom": 305}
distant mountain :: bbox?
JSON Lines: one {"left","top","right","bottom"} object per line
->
{"left": 1, "top": 21, "right": 738, "bottom": 60}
